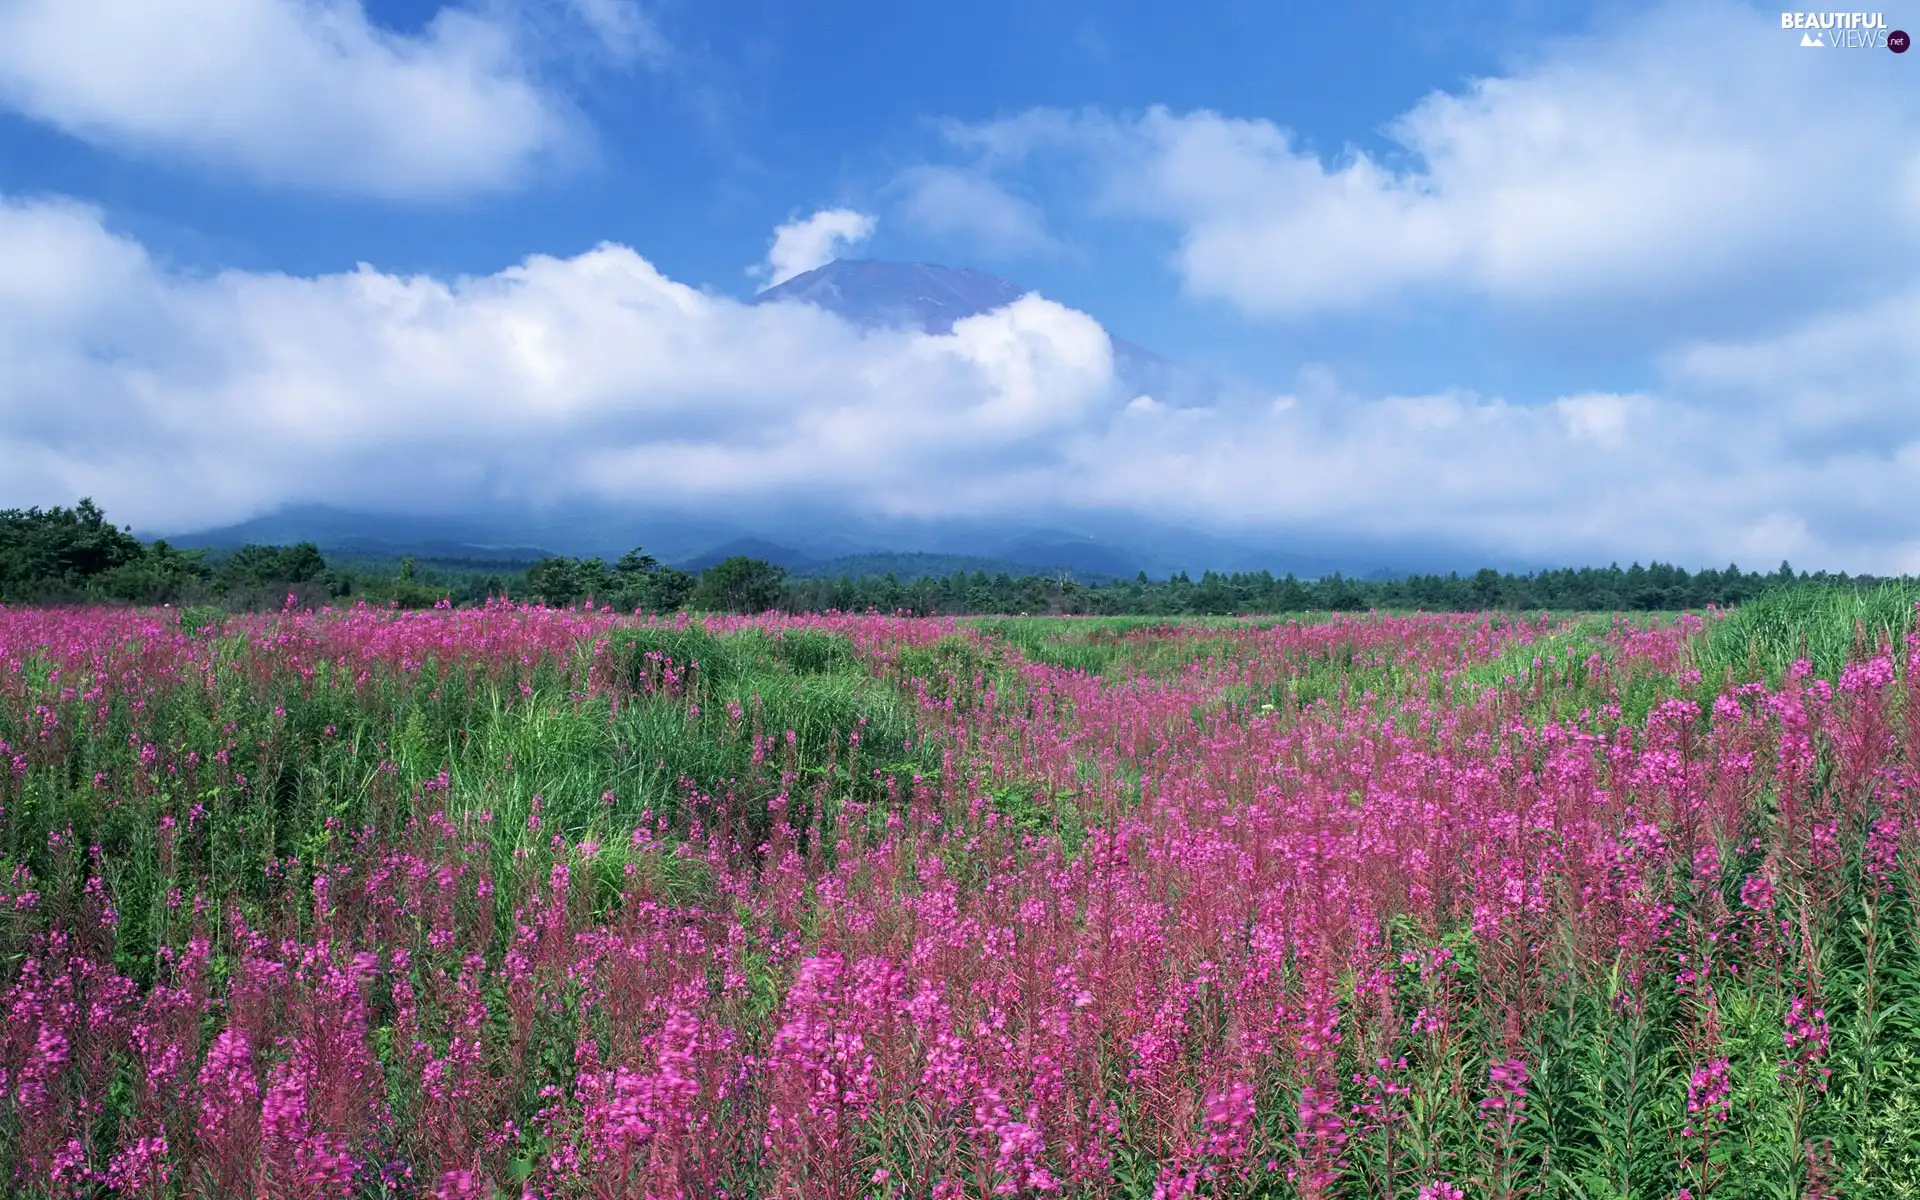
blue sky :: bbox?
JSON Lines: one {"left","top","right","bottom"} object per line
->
{"left": 1, "top": 0, "right": 1916, "bottom": 570}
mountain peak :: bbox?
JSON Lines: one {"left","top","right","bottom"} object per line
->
{"left": 750, "top": 259, "right": 1031, "bottom": 333}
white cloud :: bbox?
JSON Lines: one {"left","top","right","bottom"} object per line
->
{"left": 7, "top": 194, "right": 1920, "bottom": 570}
{"left": 754, "top": 209, "right": 878, "bottom": 289}
{"left": 0, "top": 197, "right": 1116, "bottom": 531}
{"left": 890, "top": 166, "right": 1057, "bottom": 259}
{"left": 1067, "top": 274, "right": 1920, "bottom": 568}
{"left": 1667, "top": 288, "right": 1920, "bottom": 437}
{"left": 0, "top": 0, "right": 584, "bottom": 199}
{"left": 950, "top": 3, "right": 1919, "bottom": 326}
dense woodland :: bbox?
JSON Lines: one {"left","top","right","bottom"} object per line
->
{"left": 0, "top": 498, "right": 1903, "bottom": 615}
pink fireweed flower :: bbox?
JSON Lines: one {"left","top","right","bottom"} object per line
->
{"left": 967, "top": 1087, "right": 1060, "bottom": 1196}
{"left": 1783, "top": 995, "right": 1832, "bottom": 1091}
{"left": 434, "top": 1167, "right": 488, "bottom": 1199}
{"left": 1480, "top": 1058, "right": 1530, "bottom": 1128}
{"left": 1682, "top": 1057, "right": 1732, "bottom": 1138}
{"left": 1293, "top": 1083, "right": 1346, "bottom": 1151}
{"left": 198, "top": 1026, "right": 260, "bottom": 1135}
{"left": 1418, "top": 1183, "right": 1466, "bottom": 1200}
{"left": 1199, "top": 1079, "right": 1257, "bottom": 1167}
{"left": 1739, "top": 873, "right": 1775, "bottom": 911}
{"left": 104, "top": 1135, "right": 171, "bottom": 1195}
{"left": 1864, "top": 815, "right": 1902, "bottom": 888}
{"left": 262, "top": 1051, "right": 358, "bottom": 1194}
{"left": 1290, "top": 1081, "right": 1348, "bottom": 1194}
{"left": 16, "top": 1020, "right": 71, "bottom": 1116}
{"left": 1839, "top": 655, "right": 1895, "bottom": 695}
{"left": 195, "top": 1024, "right": 263, "bottom": 1193}
{"left": 1350, "top": 1055, "right": 1411, "bottom": 1131}
{"left": 1691, "top": 843, "right": 1721, "bottom": 890}
{"left": 48, "top": 1138, "right": 94, "bottom": 1190}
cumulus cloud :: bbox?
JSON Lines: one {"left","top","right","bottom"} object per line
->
{"left": 0, "top": 197, "right": 1115, "bottom": 532}
{"left": 0, "top": 0, "right": 587, "bottom": 198}
{"left": 6, "top": 194, "right": 1920, "bottom": 570}
{"left": 1060, "top": 267, "right": 1920, "bottom": 569}
{"left": 890, "top": 166, "right": 1058, "bottom": 259}
{"left": 753, "top": 209, "right": 878, "bottom": 288}
{"left": 946, "top": 2, "right": 1919, "bottom": 328}
{"left": 1056, "top": 386, "right": 1801, "bottom": 570}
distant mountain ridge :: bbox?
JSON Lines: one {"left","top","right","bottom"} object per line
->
{"left": 163, "top": 500, "right": 1546, "bottom": 583}
{"left": 791, "top": 551, "right": 1121, "bottom": 584}
{"left": 677, "top": 538, "right": 821, "bottom": 573}
{"left": 678, "top": 539, "right": 1125, "bottom": 583}
{"left": 166, "top": 517, "right": 1139, "bottom": 582}
{"left": 163, "top": 506, "right": 556, "bottom": 562}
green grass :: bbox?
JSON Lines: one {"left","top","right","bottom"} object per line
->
{"left": 1696, "top": 582, "right": 1920, "bottom": 685}
{"left": 970, "top": 614, "right": 1253, "bottom": 677}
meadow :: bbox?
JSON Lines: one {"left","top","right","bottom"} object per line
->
{"left": 3, "top": 591, "right": 1920, "bottom": 1198}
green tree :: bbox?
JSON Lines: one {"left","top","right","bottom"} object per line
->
{"left": 387, "top": 555, "right": 447, "bottom": 609}
{"left": 690, "top": 556, "right": 787, "bottom": 613}
{"left": 96, "top": 539, "right": 213, "bottom": 604}
{"left": 0, "top": 498, "right": 146, "bottom": 599}
{"left": 524, "top": 556, "right": 586, "bottom": 606}
{"left": 614, "top": 548, "right": 659, "bottom": 576}
{"left": 216, "top": 542, "right": 328, "bottom": 591}
{"left": 1469, "top": 567, "right": 1505, "bottom": 609}
{"left": 607, "top": 547, "right": 661, "bottom": 611}
{"left": 643, "top": 567, "right": 695, "bottom": 613}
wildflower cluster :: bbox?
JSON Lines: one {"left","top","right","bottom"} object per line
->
{"left": 0, "top": 601, "right": 1914, "bottom": 1196}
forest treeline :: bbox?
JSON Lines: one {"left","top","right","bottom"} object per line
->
{"left": 1, "top": 499, "right": 1903, "bottom": 615}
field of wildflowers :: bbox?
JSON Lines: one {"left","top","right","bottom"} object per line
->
{"left": 4, "top": 594, "right": 1920, "bottom": 1199}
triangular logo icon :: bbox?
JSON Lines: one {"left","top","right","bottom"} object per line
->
{"left": 1800, "top": 31, "right": 1823, "bottom": 46}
